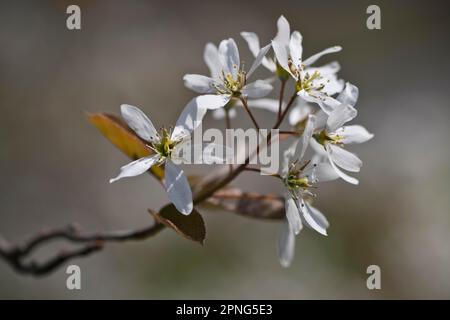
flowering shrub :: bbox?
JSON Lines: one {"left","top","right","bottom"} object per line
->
{"left": 105, "top": 15, "right": 373, "bottom": 267}
{"left": 0, "top": 15, "right": 373, "bottom": 275}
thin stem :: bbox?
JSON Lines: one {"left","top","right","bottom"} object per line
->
{"left": 195, "top": 92, "right": 298, "bottom": 204}
{"left": 225, "top": 108, "right": 233, "bottom": 174}
{"left": 279, "top": 130, "right": 300, "bottom": 136}
{"left": 240, "top": 97, "right": 260, "bottom": 130}
{"left": 244, "top": 167, "right": 282, "bottom": 179}
{"left": 278, "top": 79, "right": 286, "bottom": 120}
{"left": 274, "top": 92, "right": 298, "bottom": 129}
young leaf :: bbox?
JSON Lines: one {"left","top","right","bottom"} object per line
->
{"left": 149, "top": 205, "right": 206, "bottom": 244}
{"left": 88, "top": 113, "right": 164, "bottom": 180}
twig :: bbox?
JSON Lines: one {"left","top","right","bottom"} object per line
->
{"left": 278, "top": 79, "right": 286, "bottom": 120}
{"left": 225, "top": 108, "right": 233, "bottom": 174}
{"left": 0, "top": 222, "right": 163, "bottom": 276}
{"left": 240, "top": 97, "right": 260, "bottom": 130}
{"left": 275, "top": 93, "right": 298, "bottom": 129}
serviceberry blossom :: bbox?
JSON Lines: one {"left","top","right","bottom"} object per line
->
{"left": 311, "top": 99, "right": 374, "bottom": 185}
{"left": 104, "top": 15, "right": 373, "bottom": 268}
{"left": 259, "top": 16, "right": 344, "bottom": 114}
{"left": 183, "top": 38, "right": 273, "bottom": 110}
{"left": 278, "top": 138, "right": 339, "bottom": 267}
{"left": 109, "top": 100, "right": 211, "bottom": 215}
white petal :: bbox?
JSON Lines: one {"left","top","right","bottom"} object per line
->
{"left": 183, "top": 74, "right": 214, "bottom": 94}
{"left": 303, "top": 162, "right": 339, "bottom": 183}
{"left": 204, "top": 43, "right": 221, "bottom": 79}
{"left": 171, "top": 97, "right": 208, "bottom": 141}
{"left": 211, "top": 108, "right": 236, "bottom": 119}
{"left": 247, "top": 44, "right": 272, "bottom": 78}
{"left": 164, "top": 160, "right": 193, "bottom": 215}
{"left": 299, "top": 198, "right": 327, "bottom": 236}
{"left": 196, "top": 94, "right": 231, "bottom": 110}
{"left": 322, "top": 75, "right": 345, "bottom": 96}
{"left": 299, "top": 114, "right": 315, "bottom": 160}
{"left": 297, "top": 90, "right": 337, "bottom": 114}
{"left": 120, "top": 104, "right": 159, "bottom": 143}
{"left": 326, "top": 145, "right": 359, "bottom": 185}
{"left": 247, "top": 98, "right": 279, "bottom": 113}
{"left": 313, "top": 110, "right": 328, "bottom": 130}
{"left": 285, "top": 195, "right": 302, "bottom": 235}
{"left": 218, "top": 38, "right": 240, "bottom": 79}
{"left": 326, "top": 103, "right": 358, "bottom": 132}
{"left": 278, "top": 219, "right": 295, "bottom": 268}
{"left": 288, "top": 101, "right": 313, "bottom": 126}
{"left": 329, "top": 145, "right": 362, "bottom": 172}
{"left": 281, "top": 140, "right": 299, "bottom": 177}
{"left": 240, "top": 31, "right": 261, "bottom": 58}
{"left": 109, "top": 155, "right": 159, "bottom": 183}
{"left": 305, "top": 203, "right": 329, "bottom": 234}
{"left": 336, "top": 125, "right": 374, "bottom": 144}
{"left": 309, "top": 136, "right": 327, "bottom": 157}
{"left": 289, "top": 31, "right": 303, "bottom": 68}
{"left": 274, "top": 15, "right": 290, "bottom": 49}
{"left": 337, "top": 82, "right": 359, "bottom": 107}
{"left": 271, "top": 39, "right": 290, "bottom": 75}
{"left": 241, "top": 32, "right": 277, "bottom": 72}
{"left": 242, "top": 80, "right": 273, "bottom": 98}
{"left": 303, "top": 46, "right": 342, "bottom": 66}
{"left": 307, "top": 61, "right": 341, "bottom": 76}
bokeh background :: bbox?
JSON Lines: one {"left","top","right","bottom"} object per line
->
{"left": 0, "top": 0, "right": 449, "bottom": 299}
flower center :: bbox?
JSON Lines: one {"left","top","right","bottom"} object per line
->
{"left": 152, "top": 128, "right": 178, "bottom": 159}
{"left": 213, "top": 66, "right": 246, "bottom": 96}
{"left": 287, "top": 175, "right": 311, "bottom": 190}
{"left": 313, "top": 129, "right": 343, "bottom": 146}
{"left": 284, "top": 161, "right": 317, "bottom": 198}
{"left": 296, "top": 70, "right": 325, "bottom": 93}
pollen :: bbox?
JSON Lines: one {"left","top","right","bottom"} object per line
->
{"left": 313, "top": 129, "right": 343, "bottom": 146}
{"left": 213, "top": 65, "right": 246, "bottom": 96}
{"left": 152, "top": 128, "right": 178, "bottom": 159}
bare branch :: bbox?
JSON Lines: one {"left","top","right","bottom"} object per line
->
{"left": 0, "top": 222, "right": 164, "bottom": 276}
{"left": 207, "top": 188, "right": 285, "bottom": 220}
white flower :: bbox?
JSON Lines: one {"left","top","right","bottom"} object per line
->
{"left": 278, "top": 138, "right": 339, "bottom": 267}
{"left": 311, "top": 100, "right": 374, "bottom": 185}
{"left": 183, "top": 38, "right": 273, "bottom": 111}
{"left": 109, "top": 99, "right": 210, "bottom": 215}
{"left": 241, "top": 31, "right": 277, "bottom": 73}
{"left": 269, "top": 15, "right": 344, "bottom": 114}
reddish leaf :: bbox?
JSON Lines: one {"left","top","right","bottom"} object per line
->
{"left": 87, "top": 113, "right": 164, "bottom": 180}
{"left": 149, "top": 205, "right": 206, "bottom": 244}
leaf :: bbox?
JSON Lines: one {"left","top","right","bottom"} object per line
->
{"left": 88, "top": 113, "right": 164, "bottom": 180}
{"left": 207, "top": 188, "right": 284, "bottom": 220}
{"left": 149, "top": 205, "right": 206, "bottom": 244}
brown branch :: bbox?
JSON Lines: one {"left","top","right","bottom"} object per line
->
{"left": 207, "top": 188, "right": 285, "bottom": 220}
{"left": 240, "top": 97, "right": 260, "bottom": 130}
{"left": 278, "top": 79, "right": 286, "bottom": 120}
{"left": 0, "top": 222, "right": 164, "bottom": 276}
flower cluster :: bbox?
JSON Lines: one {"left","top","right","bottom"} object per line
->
{"left": 109, "top": 15, "right": 373, "bottom": 267}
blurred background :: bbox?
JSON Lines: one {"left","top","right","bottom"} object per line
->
{"left": 0, "top": 0, "right": 449, "bottom": 299}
